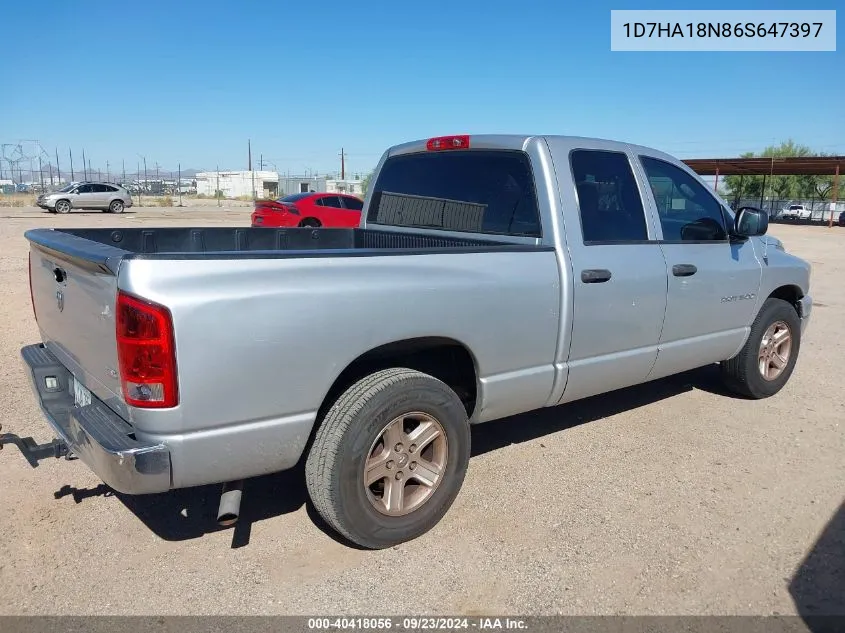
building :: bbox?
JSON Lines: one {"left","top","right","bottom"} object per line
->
{"left": 326, "top": 178, "right": 364, "bottom": 196}
{"left": 277, "top": 175, "right": 364, "bottom": 197}
{"left": 195, "top": 170, "right": 279, "bottom": 198}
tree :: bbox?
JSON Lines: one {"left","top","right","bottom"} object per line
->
{"left": 361, "top": 170, "right": 374, "bottom": 196}
{"left": 723, "top": 140, "right": 835, "bottom": 203}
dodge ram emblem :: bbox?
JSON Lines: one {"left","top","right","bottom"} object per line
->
{"left": 56, "top": 290, "right": 64, "bottom": 312}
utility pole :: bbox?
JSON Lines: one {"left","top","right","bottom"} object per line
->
{"left": 55, "top": 148, "right": 61, "bottom": 184}
{"left": 137, "top": 161, "right": 142, "bottom": 206}
{"left": 216, "top": 165, "right": 221, "bottom": 207}
{"left": 38, "top": 156, "right": 44, "bottom": 191}
{"left": 69, "top": 148, "right": 74, "bottom": 181}
{"left": 340, "top": 147, "right": 345, "bottom": 180}
{"left": 178, "top": 163, "right": 182, "bottom": 207}
{"left": 122, "top": 159, "right": 126, "bottom": 185}
{"left": 260, "top": 153, "right": 263, "bottom": 170}
{"left": 143, "top": 157, "right": 148, "bottom": 194}
{"left": 248, "top": 139, "right": 252, "bottom": 170}
{"left": 106, "top": 160, "right": 110, "bottom": 182}
{"left": 82, "top": 148, "right": 87, "bottom": 180}
{"left": 49, "top": 162, "right": 54, "bottom": 186}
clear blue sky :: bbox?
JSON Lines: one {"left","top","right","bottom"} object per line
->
{"left": 2, "top": 0, "right": 842, "bottom": 177}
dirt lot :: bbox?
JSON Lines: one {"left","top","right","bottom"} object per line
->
{"left": 0, "top": 206, "right": 842, "bottom": 616}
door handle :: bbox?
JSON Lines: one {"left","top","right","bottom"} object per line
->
{"left": 672, "top": 264, "right": 698, "bottom": 277}
{"left": 581, "top": 269, "right": 612, "bottom": 284}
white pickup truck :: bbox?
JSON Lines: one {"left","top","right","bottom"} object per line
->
{"left": 3, "top": 134, "right": 813, "bottom": 549}
{"left": 780, "top": 204, "right": 812, "bottom": 221}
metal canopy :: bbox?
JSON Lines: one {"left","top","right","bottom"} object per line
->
{"left": 683, "top": 156, "right": 845, "bottom": 176}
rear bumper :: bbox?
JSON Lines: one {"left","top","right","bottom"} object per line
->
{"left": 21, "top": 343, "right": 171, "bottom": 494}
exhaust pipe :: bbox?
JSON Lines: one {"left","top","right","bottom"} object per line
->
{"left": 217, "top": 480, "right": 244, "bottom": 527}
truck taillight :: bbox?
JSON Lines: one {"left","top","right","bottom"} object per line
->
{"left": 426, "top": 135, "right": 470, "bottom": 151}
{"left": 28, "top": 252, "right": 37, "bottom": 322}
{"left": 116, "top": 291, "right": 178, "bottom": 408}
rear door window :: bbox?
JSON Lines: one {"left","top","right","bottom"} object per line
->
{"left": 342, "top": 197, "right": 364, "bottom": 211}
{"left": 368, "top": 150, "right": 541, "bottom": 236}
{"left": 318, "top": 196, "right": 343, "bottom": 208}
{"left": 569, "top": 150, "right": 649, "bottom": 243}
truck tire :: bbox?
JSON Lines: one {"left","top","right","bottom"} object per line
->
{"left": 305, "top": 368, "right": 470, "bottom": 549}
{"left": 720, "top": 297, "right": 801, "bottom": 399}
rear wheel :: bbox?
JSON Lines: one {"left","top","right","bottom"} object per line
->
{"left": 721, "top": 298, "right": 801, "bottom": 399}
{"left": 299, "top": 218, "right": 321, "bottom": 228}
{"left": 55, "top": 199, "right": 71, "bottom": 214}
{"left": 305, "top": 368, "right": 470, "bottom": 549}
{"left": 109, "top": 200, "right": 124, "bottom": 213}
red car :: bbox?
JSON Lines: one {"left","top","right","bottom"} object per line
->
{"left": 251, "top": 192, "right": 364, "bottom": 228}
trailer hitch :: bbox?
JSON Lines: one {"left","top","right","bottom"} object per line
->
{"left": 0, "top": 422, "right": 71, "bottom": 468}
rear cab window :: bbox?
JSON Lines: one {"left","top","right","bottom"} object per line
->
{"left": 367, "top": 150, "right": 542, "bottom": 237}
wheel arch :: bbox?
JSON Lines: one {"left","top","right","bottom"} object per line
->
{"left": 317, "top": 336, "right": 481, "bottom": 424}
{"left": 767, "top": 284, "right": 804, "bottom": 312}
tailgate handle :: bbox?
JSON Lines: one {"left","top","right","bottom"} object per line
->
{"left": 53, "top": 267, "right": 67, "bottom": 283}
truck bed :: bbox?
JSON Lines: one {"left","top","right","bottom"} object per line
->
{"left": 27, "top": 227, "right": 545, "bottom": 272}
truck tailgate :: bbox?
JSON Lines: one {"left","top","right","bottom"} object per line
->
{"left": 29, "top": 244, "right": 125, "bottom": 418}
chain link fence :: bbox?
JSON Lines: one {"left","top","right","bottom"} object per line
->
{"left": 730, "top": 197, "right": 844, "bottom": 223}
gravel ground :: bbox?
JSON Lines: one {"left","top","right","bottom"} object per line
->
{"left": 0, "top": 206, "right": 842, "bottom": 616}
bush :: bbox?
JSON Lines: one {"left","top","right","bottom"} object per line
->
{"left": 158, "top": 196, "right": 174, "bottom": 207}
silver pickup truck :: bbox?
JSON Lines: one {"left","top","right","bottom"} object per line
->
{"left": 3, "top": 134, "right": 812, "bottom": 549}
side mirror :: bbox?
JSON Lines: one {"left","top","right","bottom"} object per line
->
{"left": 734, "top": 206, "right": 768, "bottom": 237}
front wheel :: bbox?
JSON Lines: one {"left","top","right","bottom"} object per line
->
{"left": 55, "top": 200, "right": 71, "bottom": 214}
{"left": 305, "top": 368, "right": 470, "bottom": 549}
{"left": 721, "top": 297, "right": 801, "bottom": 399}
